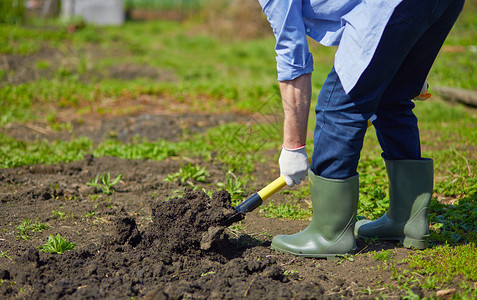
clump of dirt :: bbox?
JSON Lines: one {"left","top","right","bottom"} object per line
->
{"left": 101, "top": 188, "right": 243, "bottom": 255}
{"left": 142, "top": 189, "right": 240, "bottom": 253}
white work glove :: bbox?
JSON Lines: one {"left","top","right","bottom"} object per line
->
{"left": 279, "top": 145, "right": 309, "bottom": 187}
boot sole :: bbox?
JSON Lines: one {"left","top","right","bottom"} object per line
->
{"left": 357, "top": 234, "right": 428, "bottom": 250}
{"left": 271, "top": 245, "right": 357, "bottom": 259}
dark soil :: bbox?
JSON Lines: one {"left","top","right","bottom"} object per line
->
{"left": 2, "top": 112, "right": 250, "bottom": 143}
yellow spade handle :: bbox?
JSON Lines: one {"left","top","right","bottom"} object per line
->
{"left": 257, "top": 156, "right": 312, "bottom": 201}
{"left": 256, "top": 175, "right": 288, "bottom": 201}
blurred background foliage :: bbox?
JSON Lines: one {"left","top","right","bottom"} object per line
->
{"left": 0, "top": 0, "right": 26, "bottom": 24}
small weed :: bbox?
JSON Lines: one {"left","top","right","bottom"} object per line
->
{"left": 51, "top": 209, "right": 68, "bottom": 220}
{"left": 228, "top": 222, "right": 244, "bottom": 231}
{"left": 16, "top": 219, "right": 49, "bottom": 240}
{"left": 64, "top": 195, "right": 77, "bottom": 201}
{"left": 88, "top": 194, "right": 101, "bottom": 201}
{"left": 38, "top": 234, "right": 76, "bottom": 254}
{"left": 165, "top": 163, "right": 209, "bottom": 185}
{"left": 0, "top": 251, "right": 12, "bottom": 260}
{"left": 402, "top": 288, "right": 421, "bottom": 300}
{"left": 283, "top": 270, "right": 299, "bottom": 276}
{"left": 217, "top": 170, "right": 247, "bottom": 205}
{"left": 360, "top": 287, "right": 373, "bottom": 295}
{"left": 83, "top": 212, "right": 96, "bottom": 218}
{"left": 165, "top": 189, "right": 185, "bottom": 201}
{"left": 87, "top": 173, "right": 122, "bottom": 195}
{"left": 372, "top": 249, "right": 393, "bottom": 261}
{"left": 227, "top": 222, "right": 244, "bottom": 237}
{"left": 336, "top": 254, "right": 355, "bottom": 265}
{"left": 200, "top": 271, "right": 215, "bottom": 277}
{"left": 16, "top": 220, "right": 31, "bottom": 240}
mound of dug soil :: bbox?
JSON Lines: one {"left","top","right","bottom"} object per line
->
{"left": 141, "top": 189, "right": 240, "bottom": 254}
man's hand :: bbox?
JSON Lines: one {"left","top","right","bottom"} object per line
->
{"left": 279, "top": 146, "right": 309, "bottom": 187}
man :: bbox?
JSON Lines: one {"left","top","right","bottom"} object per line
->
{"left": 259, "top": 0, "right": 464, "bottom": 258}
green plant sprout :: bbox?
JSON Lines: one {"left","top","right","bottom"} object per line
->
{"left": 165, "top": 163, "right": 209, "bottom": 184}
{"left": 0, "top": 251, "right": 12, "bottom": 260}
{"left": 38, "top": 234, "right": 76, "bottom": 254}
{"left": 83, "top": 211, "right": 96, "bottom": 218}
{"left": 51, "top": 209, "right": 69, "bottom": 220}
{"left": 217, "top": 170, "right": 247, "bottom": 204}
{"left": 87, "top": 173, "right": 123, "bottom": 195}
{"left": 283, "top": 270, "right": 299, "bottom": 276}
{"left": 200, "top": 271, "right": 215, "bottom": 277}
{"left": 16, "top": 219, "right": 49, "bottom": 240}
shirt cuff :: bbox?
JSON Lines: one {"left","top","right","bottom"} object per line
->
{"left": 276, "top": 53, "right": 314, "bottom": 81}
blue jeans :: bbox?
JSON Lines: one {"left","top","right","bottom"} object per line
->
{"left": 311, "top": 0, "right": 464, "bottom": 179}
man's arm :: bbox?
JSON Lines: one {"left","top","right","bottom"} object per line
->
{"left": 278, "top": 73, "right": 312, "bottom": 187}
{"left": 280, "top": 73, "right": 312, "bottom": 149}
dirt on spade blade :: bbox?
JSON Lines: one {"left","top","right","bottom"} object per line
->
{"left": 0, "top": 155, "right": 456, "bottom": 299}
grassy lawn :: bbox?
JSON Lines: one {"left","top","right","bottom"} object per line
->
{"left": 1, "top": 0, "right": 476, "bottom": 297}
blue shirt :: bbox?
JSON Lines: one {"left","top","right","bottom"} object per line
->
{"left": 259, "top": 0, "right": 402, "bottom": 93}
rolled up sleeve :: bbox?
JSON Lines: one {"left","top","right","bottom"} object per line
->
{"left": 260, "top": 0, "right": 314, "bottom": 81}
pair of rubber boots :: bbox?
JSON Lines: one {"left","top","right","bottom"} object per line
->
{"left": 271, "top": 159, "right": 433, "bottom": 258}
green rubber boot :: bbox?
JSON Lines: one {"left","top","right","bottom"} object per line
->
{"left": 355, "top": 159, "right": 433, "bottom": 249}
{"left": 271, "top": 170, "right": 359, "bottom": 258}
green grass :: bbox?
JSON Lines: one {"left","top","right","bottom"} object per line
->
{"left": 0, "top": 25, "right": 67, "bottom": 54}
{"left": 260, "top": 200, "right": 312, "bottom": 220}
{"left": 429, "top": 197, "right": 476, "bottom": 245}
{"left": 428, "top": 1, "right": 477, "bottom": 90}
{"left": 406, "top": 243, "right": 477, "bottom": 286}
{"left": 165, "top": 163, "right": 210, "bottom": 184}
{"left": 378, "top": 243, "right": 477, "bottom": 297}
{"left": 0, "top": 19, "right": 279, "bottom": 125}
{"left": 0, "top": 121, "right": 279, "bottom": 177}
{"left": 0, "top": 135, "right": 93, "bottom": 168}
